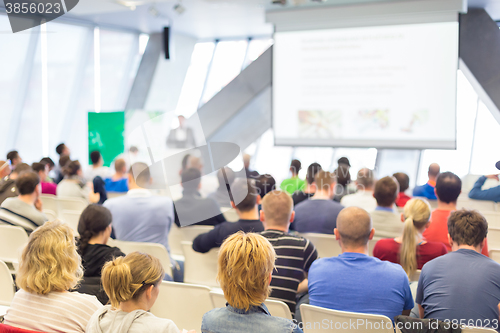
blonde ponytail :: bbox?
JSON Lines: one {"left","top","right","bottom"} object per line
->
{"left": 102, "top": 252, "right": 165, "bottom": 309}
{"left": 399, "top": 199, "right": 431, "bottom": 278}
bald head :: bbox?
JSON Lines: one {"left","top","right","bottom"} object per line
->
{"left": 261, "top": 190, "right": 293, "bottom": 228}
{"left": 428, "top": 163, "right": 440, "bottom": 179}
{"left": 336, "top": 207, "right": 372, "bottom": 248}
{"left": 356, "top": 168, "right": 375, "bottom": 189}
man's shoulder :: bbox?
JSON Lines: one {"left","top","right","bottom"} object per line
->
{"left": 0, "top": 196, "right": 18, "bottom": 208}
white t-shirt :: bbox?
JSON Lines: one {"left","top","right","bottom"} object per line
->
{"left": 340, "top": 190, "right": 377, "bottom": 212}
{"left": 4, "top": 289, "right": 103, "bottom": 333}
{"left": 85, "top": 166, "right": 112, "bottom": 182}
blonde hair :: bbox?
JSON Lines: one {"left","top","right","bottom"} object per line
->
{"left": 217, "top": 232, "right": 275, "bottom": 311}
{"left": 16, "top": 220, "right": 83, "bottom": 295}
{"left": 400, "top": 198, "right": 431, "bottom": 277}
{"left": 261, "top": 190, "right": 293, "bottom": 226}
{"left": 102, "top": 252, "right": 164, "bottom": 309}
{"left": 114, "top": 158, "right": 126, "bottom": 173}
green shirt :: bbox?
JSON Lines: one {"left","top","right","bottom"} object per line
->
{"left": 280, "top": 177, "right": 306, "bottom": 195}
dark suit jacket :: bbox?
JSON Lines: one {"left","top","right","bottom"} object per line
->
{"left": 174, "top": 191, "right": 226, "bottom": 227}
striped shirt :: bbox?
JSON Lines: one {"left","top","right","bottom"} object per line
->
{"left": 4, "top": 289, "right": 103, "bottom": 333}
{"left": 260, "top": 230, "right": 318, "bottom": 316}
{"left": 0, "top": 197, "right": 48, "bottom": 234}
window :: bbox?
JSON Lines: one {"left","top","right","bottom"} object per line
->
{"left": 253, "top": 129, "right": 293, "bottom": 183}
{"left": 176, "top": 42, "right": 216, "bottom": 117}
{"left": 200, "top": 40, "right": 248, "bottom": 105}
{"left": 242, "top": 38, "right": 273, "bottom": 69}
{"left": 332, "top": 148, "right": 378, "bottom": 180}
{"left": 293, "top": 147, "right": 334, "bottom": 179}
{"left": 376, "top": 150, "right": 421, "bottom": 188}
{"left": 417, "top": 70, "right": 478, "bottom": 184}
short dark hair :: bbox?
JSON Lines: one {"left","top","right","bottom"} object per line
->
{"left": 334, "top": 165, "right": 351, "bottom": 187}
{"left": 255, "top": 174, "right": 276, "bottom": 197}
{"left": 129, "top": 162, "right": 150, "bottom": 186}
{"left": 306, "top": 163, "right": 322, "bottom": 184}
{"left": 448, "top": 210, "right": 487, "bottom": 247}
{"left": 6, "top": 151, "right": 19, "bottom": 163}
{"left": 59, "top": 155, "right": 71, "bottom": 168}
{"left": 13, "top": 163, "right": 31, "bottom": 175}
{"left": 181, "top": 168, "right": 201, "bottom": 192}
{"left": 374, "top": 176, "right": 399, "bottom": 207}
{"left": 290, "top": 159, "right": 301, "bottom": 174}
{"left": 32, "top": 162, "right": 46, "bottom": 174}
{"left": 231, "top": 179, "right": 257, "bottom": 212}
{"left": 56, "top": 143, "right": 66, "bottom": 155}
{"left": 16, "top": 171, "right": 40, "bottom": 195}
{"left": 393, "top": 172, "right": 409, "bottom": 192}
{"left": 77, "top": 204, "right": 113, "bottom": 255}
{"left": 129, "top": 146, "right": 138, "bottom": 153}
{"left": 90, "top": 151, "right": 101, "bottom": 165}
{"left": 435, "top": 172, "right": 461, "bottom": 204}
{"left": 181, "top": 154, "right": 191, "bottom": 171}
{"left": 40, "top": 157, "right": 55, "bottom": 168}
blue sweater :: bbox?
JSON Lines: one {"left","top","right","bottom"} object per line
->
{"left": 469, "top": 176, "right": 500, "bottom": 202}
{"left": 413, "top": 182, "right": 437, "bottom": 200}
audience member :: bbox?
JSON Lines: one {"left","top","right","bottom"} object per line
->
{"left": 308, "top": 207, "right": 413, "bottom": 320}
{"left": 180, "top": 153, "right": 191, "bottom": 173}
{"left": 423, "top": 171, "right": 489, "bottom": 256}
{"left": 333, "top": 163, "right": 354, "bottom": 203}
{"left": 208, "top": 166, "right": 235, "bottom": 207}
{"left": 255, "top": 173, "right": 276, "bottom": 198}
{"left": 32, "top": 162, "right": 57, "bottom": 195}
{"left": 0, "top": 162, "right": 30, "bottom": 204}
{"left": 293, "top": 171, "right": 344, "bottom": 234}
{"left": 77, "top": 204, "right": 125, "bottom": 304}
{"left": 192, "top": 179, "right": 264, "bottom": 253}
{"left": 280, "top": 159, "right": 306, "bottom": 195}
{"left": 0, "top": 171, "right": 48, "bottom": 234}
{"left": 54, "top": 143, "right": 70, "bottom": 184}
{"left": 292, "top": 162, "right": 321, "bottom": 206}
{"left": 394, "top": 172, "right": 411, "bottom": 207}
{"left": 370, "top": 176, "right": 402, "bottom": 238}
{"left": 413, "top": 163, "right": 440, "bottom": 200}
{"left": 416, "top": 210, "right": 500, "bottom": 330}
{"left": 86, "top": 252, "right": 189, "bottom": 333}
{"left": 6, "top": 150, "right": 22, "bottom": 169}
{"left": 185, "top": 155, "right": 218, "bottom": 197}
{"left": 57, "top": 160, "right": 100, "bottom": 203}
{"left": 40, "top": 157, "right": 55, "bottom": 182}
{"left": 202, "top": 232, "right": 303, "bottom": 333}
{"left": 260, "top": 190, "right": 318, "bottom": 315}
{"left": 104, "top": 163, "right": 175, "bottom": 265}
{"left": 86, "top": 150, "right": 111, "bottom": 182}
{"left": 340, "top": 168, "right": 377, "bottom": 211}
{"left": 468, "top": 161, "right": 500, "bottom": 202}
{"left": 0, "top": 160, "right": 10, "bottom": 181}
{"left": 174, "top": 168, "right": 226, "bottom": 227}
{"left": 243, "top": 153, "right": 260, "bottom": 179}
{"left": 3, "top": 221, "right": 102, "bottom": 332}
{"left": 104, "top": 158, "right": 128, "bottom": 192}
{"left": 373, "top": 198, "right": 447, "bottom": 277}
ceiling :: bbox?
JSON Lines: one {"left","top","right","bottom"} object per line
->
{"left": 63, "top": 0, "right": 500, "bottom": 38}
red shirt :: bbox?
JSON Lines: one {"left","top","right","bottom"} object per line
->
{"left": 395, "top": 192, "right": 411, "bottom": 207}
{"left": 423, "top": 209, "right": 489, "bottom": 256}
{"left": 41, "top": 181, "right": 57, "bottom": 196}
{"left": 373, "top": 238, "right": 447, "bottom": 269}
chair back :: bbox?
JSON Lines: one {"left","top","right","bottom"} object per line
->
{"left": 300, "top": 304, "right": 394, "bottom": 333}
{"left": 481, "top": 211, "right": 500, "bottom": 229}
{"left": 487, "top": 228, "right": 500, "bottom": 249}
{"left": 221, "top": 207, "right": 238, "bottom": 222}
{"left": 209, "top": 291, "right": 292, "bottom": 320}
{"left": 409, "top": 270, "right": 421, "bottom": 282}
{"left": 111, "top": 239, "right": 172, "bottom": 276}
{"left": 150, "top": 281, "right": 213, "bottom": 333}
{"left": 368, "top": 237, "right": 383, "bottom": 257}
{"left": 168, "top": 226, "right": 184, "bottom": 257}
{"left": 462, "top": 326, "right": 499, "bottom": 333}
{"left": 489, "top": 249, "right": 500, "bottom": 264}
{"left": 40, "top": 195, "right": 58, "bottom": 216}
{"left": 59, "top": 210, "right": 81, "bottom": 236}
{"left": 181, "top": 241, "right": 218, "bottom": 287}
{"left": 181, "top": 226, "right": 214, "bottom": 242}
{"left": 299, "top": 233, "right": 341, "bottom": 258}
{"left": 0, "top": 225, "right": 28, "bottom": 272}
{"left": 42, "top": 209, "right": 57, "bottom": 222}
{"left": 0, "top": 260, "right": 14, "bottom": 306}
{"left": 56, "top": 197, "right": 87, "bottom": 214}
{"left": 456, "top": 198, "right": 496, "bottom": 212}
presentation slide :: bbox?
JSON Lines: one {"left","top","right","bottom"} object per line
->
{"left": 273, "top": 22, "right": 459, "bottom": 149}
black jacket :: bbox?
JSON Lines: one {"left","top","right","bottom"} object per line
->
{"left": 192, "top": 219, "right": 264, "bottom": 253}
{"left": 174, "top": 191, "right": 226, "bottom": 227}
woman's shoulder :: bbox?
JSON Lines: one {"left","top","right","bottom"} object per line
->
{"left": 65, "top": 291, "right": 104, "bottom": 308}
{"left": 136, "top": 312, "right": 180, "bottom": 332}
{"left": 420, "top": 241, "right": 448, "bottom": 253}
{"left": 374, "top": 238, "right": 398, "bottom": 248}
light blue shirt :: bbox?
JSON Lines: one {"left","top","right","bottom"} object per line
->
{"left": 202, "top": 304, "right": 302, "bottom": 333}
{"left": 309, "top": 253, "right": 413, "bottom": 321}
{"left": 103, "top": 189, "right": 174, "bottom": 254}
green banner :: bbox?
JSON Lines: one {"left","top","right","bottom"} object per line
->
{"left": 88, "top": 111, "right": 125, "bottom": 167}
